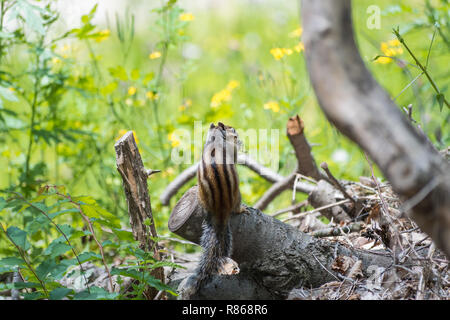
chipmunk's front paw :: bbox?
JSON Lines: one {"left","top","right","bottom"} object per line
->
{"left": 236, "top": 204, "right": 250, "bottom": 215}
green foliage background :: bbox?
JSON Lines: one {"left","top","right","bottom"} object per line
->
{"left": 0, "top": 0, "right": 448, "bottom": 299}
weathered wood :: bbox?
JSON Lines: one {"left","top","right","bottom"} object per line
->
{"left": 286, "top": 115, "right": 327, "bottom": 182}
{"left": 308, "top": 180, "right": 351, "bottom": 223}
{"left": 114, "top": 131, "right": 164, "bottom": 299}
{"left": 301, "top": 0, "right": 450, "bottom": 258}
{"left": 170, "top": 186, "right": 393, "bottom": 299}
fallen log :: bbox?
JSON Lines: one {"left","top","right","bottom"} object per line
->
{"left": 169, "top": 186, "right": 393, "bottom": 299}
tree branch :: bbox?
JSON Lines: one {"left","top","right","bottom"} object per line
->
{"left": 301, "top": 0, "right": 450, "bottom": 257}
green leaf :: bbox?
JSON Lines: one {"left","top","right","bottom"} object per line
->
{"left": 436, "top": 93, "right": 444, "bottom": 111}
{"left": 131, "top": 69, "right": 140, "bottom": 80}
{"left": 23, "top": 291, "right": 44, "bottom": 300}
{"left": 0, "top": 197, "right": 6, "bottom": 211}
{"left": 50, "top": 287, "right": 73, "bottom": 300}
{"left": 101, "top": 81, "right": 118, "bottom": 95}
{"left": 11, "top": 281, "right": 41, "bottom": 289}
{"left": 74, "top": 286, "right": 118, "bottom": 300}
{"left": 111, "top": 268, "right": 177, "bottom": 295}
{"left": 68, "top": 251, "right": 101, "bottom": 265}
{"left": 36, "top": 260, "right": 58, "bottom": 281}
{"left": 15, "top": 0, "right": 46, "bottom": 35}
{"left": 43, "top": 240, "right": 72, "bottom": 259}
{"left": 108, "top": 66, "right": 128, "bottom": 81}
{"left": 6, "top": 226, "right": 30, "bottom": 251}
{"left": 0, "top": 256, "right": 26, "bottom": 267}
{"left": 0, "top": 86, "right": 18, "bottom": 102}
{"left": 75, "top": 196, "right": 121, "bottom": 228}
{"left": 112, "top": 228, "right": 135, "bottom": 241}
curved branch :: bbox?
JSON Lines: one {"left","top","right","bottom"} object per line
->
{"left": 301, "top": 0, "right": 450, "bottom": 257}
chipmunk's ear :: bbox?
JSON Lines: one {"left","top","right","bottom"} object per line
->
{"left": 218, "top": 122, "right": 225, "bottom": 129}
{"left": 210, "top": 123, "right": 215, "bottom": 129}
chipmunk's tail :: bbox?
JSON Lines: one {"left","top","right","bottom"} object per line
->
{"left": 192, "top": 220, "right": 232, "bottom": 297}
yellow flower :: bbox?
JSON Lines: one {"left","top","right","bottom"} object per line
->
{"left": 168, "top": 132, "right": 181, "bottom": 147}
{"left": 270, "top": 48, "right": 284, "bottom": 60}
{"left": 294, "top": 42, "right": 304, "bottom": 52}
{"left": 264, "top": 101, "right": 280, "bottom": 113}
{"left": 128, "top": 86, "right": 137, "bottom": 96}
{"left": 282, "top": 48, "right": 293, "bottom": 56}
{"left": 179, "top": 13, "right": 195, "bottom": 22}
{"left": 116, "top": 129, "right": 139, "bottom": 144}
{"left": 146, "top": 91, "right": 159, "bottom": 100}
{"left": 289, "top": 27, "right": 303, "bottom": 38}
{"left": 211, "top": 89, "right": 231, "bottom": 108}
{"left": 210, "top": 81, "right": 239, "bottom": 108}
{"left": 376, "top": 39, "right": 403, "bottom": 64}
{"left": 226, "top": 80, "right": 240, "bottom": 90}
{"left": 375, "top": 56, "right": 392, "bottom": 64}
{"left": 149, "top": 51, "right": 162, "bottom": 60}
{"left": 95, "top": 29, "right": 110, "bottom": 42}
{"left": 388, "top": 39, "right": 401, "bottom": 47}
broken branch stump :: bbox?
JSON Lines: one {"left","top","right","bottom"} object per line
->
{"left": 114, "top": 131, "right": 164, "bottom": 299}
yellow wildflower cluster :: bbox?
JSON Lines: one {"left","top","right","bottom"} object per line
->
{"left": 115, "top": 129, "right": 139, "bottom": 144}
{"left": 149, "top": 51, "right": 162, "bottom": 60}
{"left": 270, "top": 44, "right": 303, "bottom": 60}
{"left": 376, "top": 39, "right": 403, "bottom": 64}
{"left": 270, "top": 27, "right": 305, "bottom": 60}
{"left": 263, "top": 101, "right": 280, "bottom": 113}
{"left": 293, "top": 42, "right": 304, "bottom": 53}
{"left": 179, "top": 98, "right": 192, "bottom": 111}
{"left": 179, "top": 13, "right": 195, "bottom": 22}
{"left": 168, "top": 132, "right": 181, "bottom": 147}
{"left": 210, "top": 80, "right": 240, "bottom": 108}
{"left": 95, "top": 29, "right": 110, "bottom": 43}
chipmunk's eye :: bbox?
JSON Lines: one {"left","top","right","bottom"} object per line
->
{"left": 211, "top": 135, "right": 215, "bottom": 142}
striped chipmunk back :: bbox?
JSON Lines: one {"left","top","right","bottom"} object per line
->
{"left": 197, "top": 122, "right": 242, "bottom": 227}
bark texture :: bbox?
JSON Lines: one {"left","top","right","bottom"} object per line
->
{"left": 170, "top": 186, "right": 393, "bottom": 299}
{"left": 301, "top": 0, "right": 450, "bottom": 258}
{"left": 114, "top": 131, "right": 164, "bottom": 299}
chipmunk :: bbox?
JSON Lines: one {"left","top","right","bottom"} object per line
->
{"left": 183, "top": 122, "right": 245, "bottom": 299}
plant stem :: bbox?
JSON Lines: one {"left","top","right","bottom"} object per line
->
{"left": 15, "top": 191, "right": 91, "bottom": 293}
{"left": 24, "top": 48, "right": 41, "bottom": 191}
{"left": 152, "top": 40, "right": 169, "bottom": 164}
{"left": 60, "top": 193, "right": 115, "bottom": 292}
{"left": 393, "top": 29, "right": 450, "bottom": 109}
{"left": 0, "top": 224, "right": 49, "bottom": 299}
